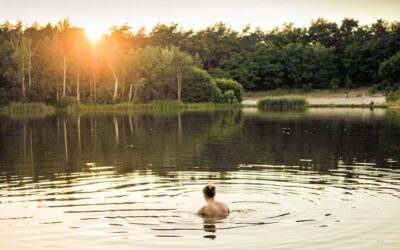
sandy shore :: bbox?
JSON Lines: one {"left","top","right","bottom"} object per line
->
{"left": 242, "top": 96, "right": 386, "bottom": 106}
{"left": 242, "top": 88, "right": 387, "bottom": 106}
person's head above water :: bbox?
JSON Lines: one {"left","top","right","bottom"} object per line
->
{"left": 203, "top": 184, "right": 216, "bottom": 200}
{"left": 198, "top": 184, "right": 229, "bottom": 217}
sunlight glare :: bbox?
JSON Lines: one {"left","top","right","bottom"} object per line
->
{"left": 84, "top": 26, "right": 105, "bottom": 42}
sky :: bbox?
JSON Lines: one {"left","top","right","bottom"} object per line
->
{"left": 0, "top": 0, "right": 399, "bottom": 39}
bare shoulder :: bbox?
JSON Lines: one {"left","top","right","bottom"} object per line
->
{"left": 196, "top": 205, "right": 206, "bottom": 215}
{"left": 224, "top": 202, "right": 230, "bottom": 213}
{"left": 215, "top": 200, "right": 228, "bottom": 207}
{"left": 215, "top": 201, "right": 230, "bottom": 212}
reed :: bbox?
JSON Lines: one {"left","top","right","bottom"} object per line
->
{"left": 64, "top": 100, "right": 241, "bottom": 113}
{"left": 1, "top": 100, "right": 241, "bottom": 117}
{"left": 1, "top": 102, "right": 55, "bottom": 116}
{"left": 257, "top": 96, "right": 309, "bottom": 111}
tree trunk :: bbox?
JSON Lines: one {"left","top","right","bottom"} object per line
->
{"left": 8, "top": 31, "right": 21, "bottom": 51}
{"left": 28, "top": 40, "right": 32, "bottom": 87}
{"left": 89, "top": 74, "right": 93, "bottom": 102}
{"left": 22, "top": 53, "right": 25, "bottom": 98}
{"left": 63, "top": 56, "right": 66, "bottom": 97}
{"left": 113, "top": 72, "right": 118, "bottom": 102}
{"left": 76, "top": 71, "right": 80, "bottom": 101}
{"left": 177, "top": 70, "right": 182, "bottom": 102}
{"left": 93, "top": 71, "right": 96, "bottom": 102}
{"left": 56, "top": 86, "right": 59, "bottom": 101}
{"left": 133, "top": 80, "right": 140, "bottom": 103}
{"left": 128, "top": 83, "right": 133, "bottom": 103}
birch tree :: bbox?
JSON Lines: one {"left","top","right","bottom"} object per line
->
{"left": 171, "top": 46, "right": 193, "bottom": 102}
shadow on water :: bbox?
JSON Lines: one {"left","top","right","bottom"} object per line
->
{"left": 203, "top": 224, "right": 217, "bottom": 240}
{"left": 201, "top": 216, "right": 228, "bottom": 240}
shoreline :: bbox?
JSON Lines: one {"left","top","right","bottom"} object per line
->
{"left": 0, "top": 101, "right": 242, "bottom": 117}
{"left": 1, "top": 88, "right": 399, "bottom": 117}
{"left": 242, "top": 88, "right": 394, "bottom": 108}
{"left": 242, "top": 98, "right": 389, "bottom": 108}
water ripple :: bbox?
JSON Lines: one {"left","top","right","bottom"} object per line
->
{"left": 0, "top": 163, "right": 399, "bottom": 249}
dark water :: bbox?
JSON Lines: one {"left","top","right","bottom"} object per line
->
{"left": 0, "top": 108, "right": 399, "bottom": 249}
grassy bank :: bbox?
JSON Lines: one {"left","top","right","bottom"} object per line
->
{"left": 257, "top": 96, "right": 309, "bottom": 111}
{"left": 1, "top": 100, "right": 241, "bottom": 116}
{"left": 386, "top": 100, "right": 400, "bottom": 108}
{"left": 0, "top": 102, "right": 55, "bottom": 118}
{"left": 64, "top": 100, "right": 241, "bottom": 113}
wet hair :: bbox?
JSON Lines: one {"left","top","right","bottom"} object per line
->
{"left": 203, "top": 184, "right": 216, "bottom": 198}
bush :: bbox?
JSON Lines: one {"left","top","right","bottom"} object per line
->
{"left": 223, "top": 90, "right": 238, "bottom": 104}
{"left": 56, "top": 96, "right": 79, "bottom": 109}
{"left": 387, "top": 88, "right": 400, "bottom": 102}
{"left": 302, "top": 83, "right": 313, "bottom": 91}
{"left": 215, "top": 78, "right": 244, "bottom": 102}
{"left": 208, "top": 68, "right": 230, "bottom": 79}
{"left": 257, "top": 96, "right": 309, "bottom": 111}
{"left": 329, "top": 79, "right": 340, "bottom": 91}
{"left": 379, "top": 52, "right": 400, "bottom": 89}
{"left": 3, "top": 102, "right": 54, "bottom": 115}
{"left": 182, "top": 67, "right": 222, "bottom": 103}
{"left": 345, "top": 77, "right": 353, "bottom": 89}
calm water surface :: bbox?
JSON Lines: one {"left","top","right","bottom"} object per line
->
{"left": 1, "top": 108, "right": 399, "bottom": 249}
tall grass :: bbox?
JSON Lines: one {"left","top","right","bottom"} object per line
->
{"left": 1, "top": 100, "right": 241, "bottom": 117}
{"left": 257, "top": 96, "right": 309, "bottom": 111}
{"left": 1, "top": 102, "right": 55, "bottom": 118}
{"left": 64, "top": 100, "right": 241, "bottom": 113}
{"left": 386, "top": 88, "right": 400, "bottom": 104}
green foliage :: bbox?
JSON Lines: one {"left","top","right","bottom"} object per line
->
{"left": 2, "top": 102, "right": 54, "bottom": 115}
{"left": 302, "top": 83, "right": 313, "bottom": 91}
{"left": 386, "top": 87, "right": 400, "bottom": 102}
{"left": 214, "top": 78, "right": 244, "bottom": 102}
{"left": 257, "top": 96, "right": 309, "bottom": 111}
{"left": 56, "top": 96, "right": 79, "bottom": 109}
{"left": 0, "top": 18, "right": 400, "bottom": 104}
{"left": 345, "top": 77, "right": 354, "bottom": 89}
{"left": 223, "top": 43, "right": 285, "bottom": 90}
{"left": 208, "top": 68, "right": 230, "bottom": 79}
{"left": 2, "top": 101, "right": 240, "bottom": 115}
{"left": 329, "top": 78, "right": 340, "bottom": 91}
{"left": 223, "top": 90, "right": 238, "bottom": 104}
{"left": 379, "top": 52, "right": 400, "bottom": 89}
{"left": 182, "top": 67, "right": 221, "bottom": 103}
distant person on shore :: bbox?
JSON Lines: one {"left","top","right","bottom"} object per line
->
{"left": 197, "top": 184, "right": 230, "bottom": 218}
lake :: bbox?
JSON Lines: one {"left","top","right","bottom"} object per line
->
{"left": 1, "top": 108, "right": 399, "bottom": 249}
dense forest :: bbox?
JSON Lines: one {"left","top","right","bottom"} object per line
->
{"left": 0, "top": 18, "right": 399, "bottom": 104}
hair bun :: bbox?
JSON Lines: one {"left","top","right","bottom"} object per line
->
{"left": 203, "top": 184, "right": 216, "bottom": 198}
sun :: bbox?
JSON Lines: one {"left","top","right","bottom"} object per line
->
{"left": 84, "top": 26, "right": 105, "bottom": 43}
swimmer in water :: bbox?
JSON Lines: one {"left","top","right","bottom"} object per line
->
{"left": 197, "top": 184, "right": 230, "bottom": 218}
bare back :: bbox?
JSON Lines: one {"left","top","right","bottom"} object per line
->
{"left": 197, "top": 200, "right": 230, "bottom": 218}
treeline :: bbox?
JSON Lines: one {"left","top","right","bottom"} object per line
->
{"left": 0, "top": 20, "right": 243, "bottom": 105}
{"left": 0, "top": 18, "right": 399, "bottom": 104}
